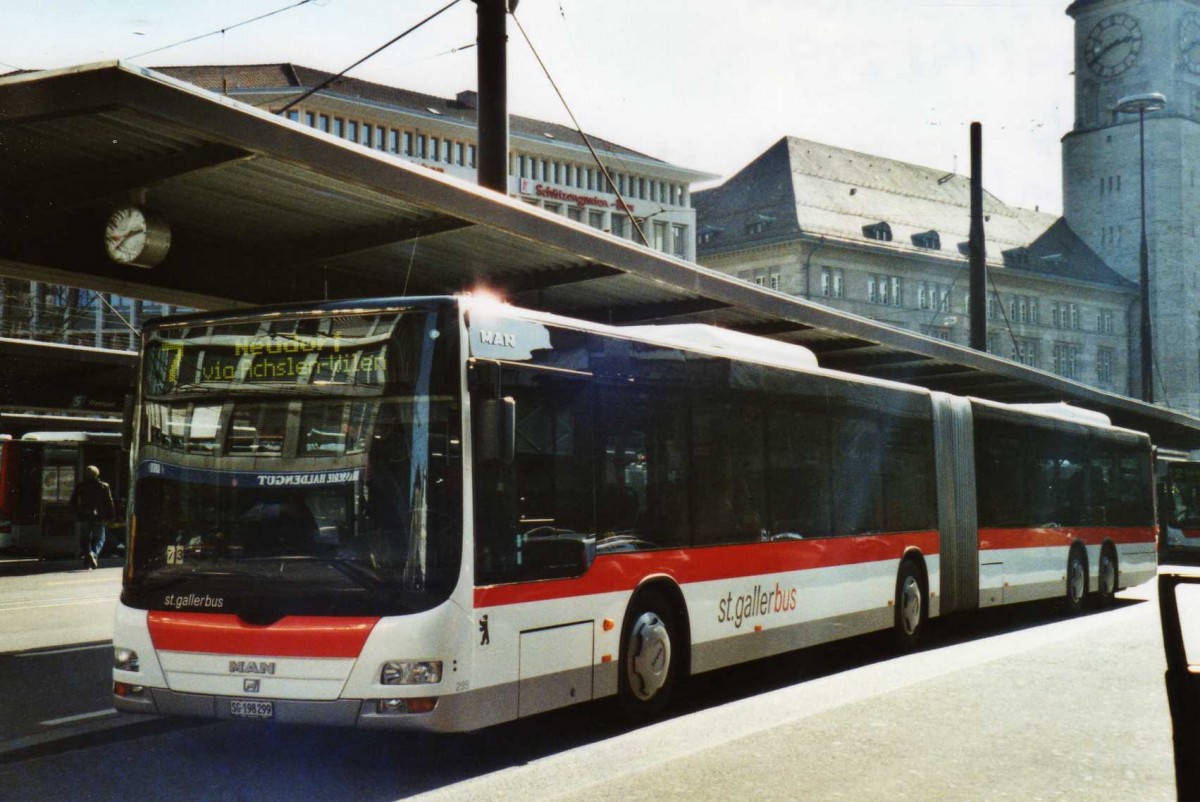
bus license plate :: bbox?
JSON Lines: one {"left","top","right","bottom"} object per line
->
{"left": 230, "top": 700, "right": 274, "bottom": 719}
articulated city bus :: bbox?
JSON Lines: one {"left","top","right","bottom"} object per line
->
{"left": 0, "top": 431, "right": 125, "bottom": 557}
{"left": 112, "top": 295, "right": 1157, "bottom": 731}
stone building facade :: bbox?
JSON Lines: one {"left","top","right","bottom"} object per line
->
{"left": 695, "top": 137, "right": 1138, "bottom": 395}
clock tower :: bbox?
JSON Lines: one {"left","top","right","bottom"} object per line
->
{"left": 1064, "top": 0, "right": 1200, "bottom": 413}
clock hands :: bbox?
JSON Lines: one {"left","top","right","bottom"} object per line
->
{"left": 1088, "top": 34, "right": 1135, "bottom": 68}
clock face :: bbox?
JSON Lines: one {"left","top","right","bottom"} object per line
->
{"left": 1182, "top": 12, "right": 1200, "bottom": 74}
{"left": 1085, "top": 13, "right": 1143, "bottom": 78}
{"left": 104, "top": 206, "right": 170, "bottom": 267}
{"left": 105, "top": 206, "right": 147, "bottom": 264}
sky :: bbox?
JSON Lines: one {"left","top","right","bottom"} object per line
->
{"left": 2, "top": 0, "right": 1076, "bottom": 214}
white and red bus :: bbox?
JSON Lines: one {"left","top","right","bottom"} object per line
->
{"left": 112, "top": 295, "right": 1157, "bottom": 731}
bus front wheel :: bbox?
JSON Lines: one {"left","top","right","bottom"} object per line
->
{"left": 618, "top": 589, "right": 679, "bottom": 719}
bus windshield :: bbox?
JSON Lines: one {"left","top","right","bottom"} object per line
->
{"left": 124, "top": 303, "right": 463, "bottom": 618}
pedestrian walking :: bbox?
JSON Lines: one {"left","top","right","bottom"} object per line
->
{"left": 71, "top": 464, "right": 115, "bottom": 569}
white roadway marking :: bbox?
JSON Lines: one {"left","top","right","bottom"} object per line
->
{"left": 39, "top": 709, "right": 118, "bottom": 727}
{"left": 0, "top": 597, "right": 118, "bottom": 613}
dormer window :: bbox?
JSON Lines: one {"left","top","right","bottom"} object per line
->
{"left": 698, "top": 225, "right": 723, "bottom": 245}
{"left": 744, "top": 214, "right": 775, "bottom": 235}
{"left": 1002, "top": 248, "right": 1031, "bottom": 267}
{"left": 862, "top": 222, "right": 892, "bottom": 242}
{"left": 911, "top": 230, "right": 941, "bottom": 250}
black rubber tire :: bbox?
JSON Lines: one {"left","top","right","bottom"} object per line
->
{"left": 1094, "top": 543, "right": 1118, "bottom": 608}
{"left": 894, "top": 558, "right": 927, "bottom": 652}
{"left": 1065, "top": 544, "right": 1088, "bottom": 614}
{"left": 617, "top": 589, "right": 680, "bottom": 720}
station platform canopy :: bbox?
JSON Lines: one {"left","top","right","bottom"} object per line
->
{"left": 1, "top": 62, "right": 1199, "bottom": 449}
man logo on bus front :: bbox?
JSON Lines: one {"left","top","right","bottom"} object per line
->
{"left": 479, "top": 615, "right": 490, "bottom": 646}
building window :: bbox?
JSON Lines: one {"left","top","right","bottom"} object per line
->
{"left": 918, "top": 282, "right": 949, "bottom": 311}
{"left": 1052, "top": 301, "right": 1081, "bottom": 330}
{"left": 403, "top": 131, "right": 413, "bottom": 156}
{"left": 611, "top": 214, "right": 627, "bottom": 239}
{"left": 318, "top": 114, "right": 330, "bottom": 132}
{"left": 1009, "top": 295, "right": 1038, "bottom": 325}
{"left": 455, "top": 141, "right": 464, "bottom": 165}
{"left": 1052, "top": 342, "right": 1079, "bottom": 379}
{"left": 912, "top": 230, "right": 941, "bottom": 250}
{"left": 588, "top": 210, "right": 605, "bottom": 230}
{"left": 567, "top": 206, "right": 583, "bottom": 222}
{"left": 286, "top": 110, "right": 300, "bottom": 122}
{"left": 653, "top": 221, "right": 670, "bottom": 252}
{"left": 333, "top": 118, "right": 344, "bottom": 138}
{"left": 1012, "top": 337, "right": 1040, "bottom": 367}
{"left": 1097, "top": 308, "right": 1114, "bottom": 334}
{"left": 868, "top": 274, "right": 903, "bottom": 306}
{"left": 862, "top": 222, "right": 893, "bottom": 242}
{"left": 430, "top": 137, "right": 440, "bottom": 161}
{"left": 672, "top": 224, "right": 687, "bottom": 258}
{"left": 468, "top": 144, "right": 477, "bottom": 168}
{"left": 1097, "top": 347, "right": 1114, "bottom": 383}
{"left": 925, "top": 326, "right": 951, "bottom": 341}
{"left": 820, "top": 267, "right": 844, "bottom": 298}
{"left": 305, "top": 111, "right": 315, "bottom": 127}
{"left": 417, "top": 135, "right": 427, "bottom": 159}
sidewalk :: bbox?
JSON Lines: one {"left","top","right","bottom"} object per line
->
{"left": 0, "top": 554, "right": 123, "bottom": 578}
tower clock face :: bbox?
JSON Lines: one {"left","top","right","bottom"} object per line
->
{"left": 1182, "top": 12, "right": 1200, "bottom": 74}
{"left": 1085, "top": 13, "right": 1143, "bottom": 78}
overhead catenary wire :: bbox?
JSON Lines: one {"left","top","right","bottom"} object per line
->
{"left": 510, "top": 11, "right": 649, "bottom": 247}
{"left": 276, "top": 0, "right": 464, "bottom": 117}
{"left": 124, "top": 0, "right": 318, "bottom": 62}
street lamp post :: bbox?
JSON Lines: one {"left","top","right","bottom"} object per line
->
{"left": 1115, "top": 92, "right": 1166, "bottom": 403}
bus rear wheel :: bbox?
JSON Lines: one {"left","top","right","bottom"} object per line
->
{"left": 894, "top": 558, "right": 927, "bottom": 651}
{"left": 1095, "top": 544, "right": 1118, "bottom": 608}
{"left": 1065, "top": 544, "right": 1088, "bottom": 614}
{"left": 618, "top": 589, "right": 679, "bottom": 719}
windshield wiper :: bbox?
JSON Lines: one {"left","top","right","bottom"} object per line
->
{"left": 240, "top": 555, "right": 388, "bottom": 592}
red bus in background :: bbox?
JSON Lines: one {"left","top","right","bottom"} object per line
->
{"left": 0, "top": 431, "right": 125, "bottom": 558}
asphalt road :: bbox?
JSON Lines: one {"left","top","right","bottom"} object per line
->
{"left": 0, "top": 564, "right": 1177, "bottom": 801}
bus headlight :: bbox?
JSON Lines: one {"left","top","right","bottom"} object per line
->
{"left": 380, "top": 660, "right": 442, "bottom": 685}
{"left": 114, "top": 647, "right": 140, "bottom": 672}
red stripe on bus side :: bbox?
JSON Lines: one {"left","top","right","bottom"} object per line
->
{"left": 474, "top": 530, "right": 941, "bottom": 609}
{"left": 147, "top": 612, "right": 379, "bottom": 658}
{"left": 979, "top": 526, "right": 1154, "bottom": 552}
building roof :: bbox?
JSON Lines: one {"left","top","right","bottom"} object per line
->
{"left": 153, "top": 63, "right": 696, "bottom": 174}
{"left": 694, "top": 136, "right": 1134, "bottom": 291}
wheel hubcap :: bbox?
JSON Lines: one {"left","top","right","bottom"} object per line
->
{"left": 1100, "top": 553, "right": 1115, "bottom": 596}
{"left": 901, "top": 575, "right": 922, "bottom": 635}
{"left": 1069, "top": 556, "right": 1085, "bottom": 603}
{"left": 628, "top": 611, "right": 671, "bottom": 701}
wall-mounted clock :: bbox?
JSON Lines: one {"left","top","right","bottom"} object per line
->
{"left": 1085, "top": 13, "right": 1143, "bottom": 78}
{"left": 104, "top": 206, "right": 171, "bottom": 268}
